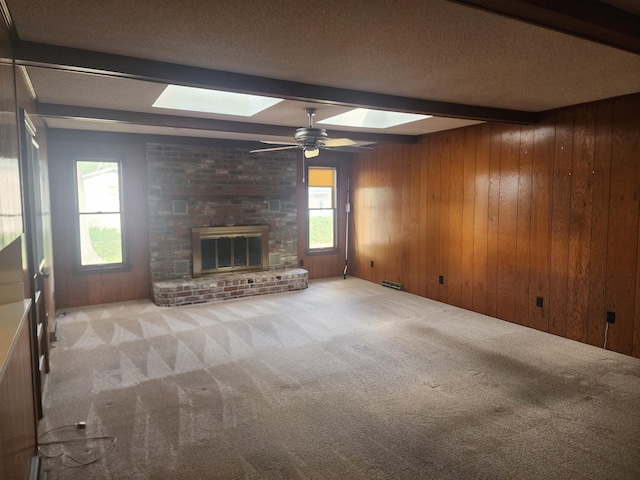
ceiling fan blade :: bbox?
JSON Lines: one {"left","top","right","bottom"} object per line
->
{"left": 260, "top": 140, "right": 298, "bottom": 146}
{"left": 324, "top": 138, "right": 357, "bottom": 147}
{"left": 326, "top": 145, "right": 375, "bottom": 153}
{"left": 250, "top": 145, "right": 299, "bottom": 154}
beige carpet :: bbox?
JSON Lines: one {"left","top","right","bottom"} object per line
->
{"left": 40, "top": 277, "right": 640, "bottom": 479}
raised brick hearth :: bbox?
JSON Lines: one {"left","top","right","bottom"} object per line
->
{"left": 152, "top": 268, "right": 308, "bottom": 306}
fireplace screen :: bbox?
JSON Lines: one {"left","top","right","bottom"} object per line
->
{"left": 192, "top": 226, "right": 269, "bottom": 277}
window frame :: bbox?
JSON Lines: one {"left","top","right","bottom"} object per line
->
{"left": 73, "top": 157, "right": 130, "bottom": 273}
{"left": 306, "top": 165, "right": 339, "bottom": 255}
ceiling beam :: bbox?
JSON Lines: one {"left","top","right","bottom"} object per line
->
{"left": 451, "top": 0, "right": 640, "bottom": 55}
{"left": 16, "top": 41, "right": 538, "bottom": 125}
{"left": 35, "top": 103, "right": 418, "bottom": 144}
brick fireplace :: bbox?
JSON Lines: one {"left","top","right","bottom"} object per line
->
{"left": 146, "top": 142, "right": 307, "bottom": 305}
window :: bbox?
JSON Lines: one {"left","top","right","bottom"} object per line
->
{"left": 75, "top": 160, "right": 125, "bottom": 267}
{"left": 308, "top": 166, "right": 337, "bottom": 251}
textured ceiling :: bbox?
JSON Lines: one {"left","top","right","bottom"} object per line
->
{"left": 5, "top": 0, "right": 640, "bottom": 142}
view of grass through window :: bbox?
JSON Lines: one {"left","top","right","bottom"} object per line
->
{"left": 88, "top": 226, "right": 123, "bottom": 263}
{"left": 309, "top": 211, "right": 334, "bottom": 248}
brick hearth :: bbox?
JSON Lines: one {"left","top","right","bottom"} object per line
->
{"left": 152, "top": 268, "right": 308, "bottom": 307}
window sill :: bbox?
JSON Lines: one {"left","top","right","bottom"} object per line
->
{"left": 305, "top": 248, "right": 340, "bottom": 256}
{"left": 74, "top": 264, "right": 131, "bottom": 275}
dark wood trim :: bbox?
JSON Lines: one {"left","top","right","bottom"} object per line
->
{"left": 36, "top": 103, "right": 418, "bottom": 144}
{"left": 44, "top": 127, "right": 299, "bottom": 153}
{"left": 16, "top": 41, "right": 538, "bottom": 124}
{"left": 305, "top": 248, "right": 341, "bottom": 256}
{"left": 451, "top": 0, "right": 640, "bottom": 55}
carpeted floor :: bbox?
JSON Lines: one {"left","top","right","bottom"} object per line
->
{"left": 40, "top": 277, "right": 640, "bottom": 479}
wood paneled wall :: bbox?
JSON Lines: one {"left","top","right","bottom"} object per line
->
{"left": 0, "top": 300, "right": 36, "bottom": 480}
{"left": 48, "top": 131, "right": 150, "bottom": 308}
{"left": 351, "top": 94, "right": 640, "bottom": 358}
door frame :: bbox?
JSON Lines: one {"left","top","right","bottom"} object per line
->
{"left": 19, "top": 108, "right": 49, "bottom": 419}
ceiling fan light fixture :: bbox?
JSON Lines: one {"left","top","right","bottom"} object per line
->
{"left": 251, "top": 108, "right": 362, "bottom": 158}
{"left": 304, "top": 147, "right": 319, "bottom": 158}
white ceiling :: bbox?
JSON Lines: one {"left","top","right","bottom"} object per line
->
{"left": 5, "top": 0, "right": 640, "bottom": 145}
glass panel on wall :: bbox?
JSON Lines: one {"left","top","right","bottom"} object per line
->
{"left": 201, "top": 238, "right": 216, "bottom": 270}
{"left": 233, "top": 237, "right": 247, "bottom": 266}
{"left": 248, "top": 236, "right": 262, "bottom": 265}
{"left": 217, "top": 238, "right": 232, "bottom": 268}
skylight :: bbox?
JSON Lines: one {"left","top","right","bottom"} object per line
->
{"left": 318, "top": 108, "right": 432, "bottom": 129}
{"left": 152, "top": 85, "right": 283, "bottom": 116}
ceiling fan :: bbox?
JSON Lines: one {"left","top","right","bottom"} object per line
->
{"left": 250, "top": 107, "right": 360, "bottom": 158}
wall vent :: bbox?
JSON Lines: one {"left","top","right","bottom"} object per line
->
{"left": 173, "top": 260, "right": 189, "bottom": 275}
{"left": 381, "top": 279, "right": 402, "bottom": 291}
{"left": 269, "top": 253, "right": 282, "bottom": 266}
{"left": 268, "top": 199, "right": 281, "bottom": 212}
{"left": 172, "top": 199, "right": 188, "bottom": 215}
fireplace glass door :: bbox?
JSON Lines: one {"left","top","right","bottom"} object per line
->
{"left": 192, "top": 226, "right": 269, "bottom": 277}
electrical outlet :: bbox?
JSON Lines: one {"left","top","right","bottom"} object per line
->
{"left": 299, "top": 259, "right": 304, "bottom": 267}
{"left": 606, "top": 311, "right": 616, "bottom": 324}
{"left": 370, "top": 260, "right": 374, "bottom": 268}
{"left": 536, "top": 297, "right": 543, "bottom": 308}
{"left": 439, "top": 275, "right": 444, "bottom": 285}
